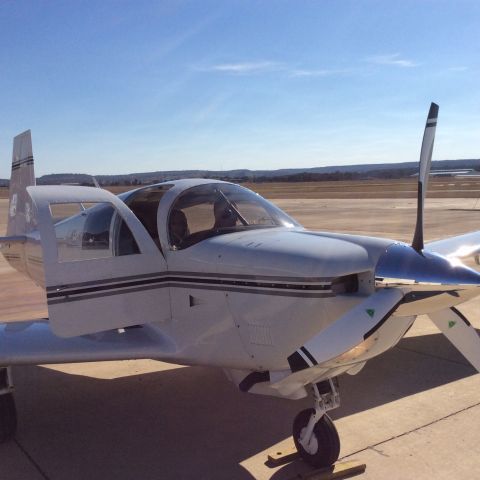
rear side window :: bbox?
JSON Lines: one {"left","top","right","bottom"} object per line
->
{"left": 52, "top": 202, "right": 139, "bottom": 262}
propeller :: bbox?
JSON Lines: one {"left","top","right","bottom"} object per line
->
{"left": 287, "top": 103, "right": 480, "bottom": 380}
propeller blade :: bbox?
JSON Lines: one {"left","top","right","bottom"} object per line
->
{"left": 288, "top": 288, "right": 404, "bottom": 370}
{"left": 428, "top": 307, "right": 480, "bottom": 372}
{"left": 426, "top": 230, "right": 480, "bottom": 260}
{"left": 412, "top": 102, "right": 439, "bottom": 252}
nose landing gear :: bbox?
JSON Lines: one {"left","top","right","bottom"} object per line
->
{"left": 293, "top": 378, "right": 341, "bottom": 468}
{"left": 0, "top": 367, "right": 17, "bottom": 443}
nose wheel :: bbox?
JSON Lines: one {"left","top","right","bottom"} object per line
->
{"left": 0, "top": 367, "right": 17, "bottom": 443}
{"left": 293, "top": 409, "right": 340, "bottom": 467}
{"left": 293, "top": 378, "right": 341, "bottom": 468}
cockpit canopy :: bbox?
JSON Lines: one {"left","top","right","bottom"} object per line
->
{"left": 51, "top": 182, "right": 300, "bottom": 261}
{"left": 167, "top": 183, "right": 300, "bottom": 249}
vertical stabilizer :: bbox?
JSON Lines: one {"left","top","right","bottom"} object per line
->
{"left": 7, "top": 130, "right": 36, "bottom": 236}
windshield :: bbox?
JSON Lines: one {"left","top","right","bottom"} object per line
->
{"left": 168, "top": 183, "right": 300, "bottom": 249}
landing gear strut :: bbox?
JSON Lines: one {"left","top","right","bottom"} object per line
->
{"left": 293, "top": 378, "right": 341, "bottom": 468}
{"left": 0, "top": 367, "right": 17, "bottom": 443}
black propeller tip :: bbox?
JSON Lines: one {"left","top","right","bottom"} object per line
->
{"left": 428, "top": 102, "right": 439, "bottom": 120}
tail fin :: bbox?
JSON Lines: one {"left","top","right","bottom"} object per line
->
{"left": 7, "top": 130, "right": 36, "bottom": 236}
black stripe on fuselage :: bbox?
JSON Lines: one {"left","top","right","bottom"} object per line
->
{"left": 47, "top": 275, "right": 332, "bottom": 298}
{"left": 48, "top": 282, "right": 171, "bottom": 305}
{"left": 46, "top": 271, "right": 332, "bottom": 293}
{"left": 46, "top": 273, "right": 334, "bottom": 304}
{"left": 48, "top": 283, "right": 334, "bottom": 305}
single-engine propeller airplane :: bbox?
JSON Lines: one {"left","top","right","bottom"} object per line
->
{"left": 1, "top": 103, "right": 480, "bottom": 468}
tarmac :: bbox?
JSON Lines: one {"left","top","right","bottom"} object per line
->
{"left": 1, "top": 195, "right": 480, "bottom": 479}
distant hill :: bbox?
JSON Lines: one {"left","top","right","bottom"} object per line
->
{"left": 1, "top": 159, "right": 479, "bottom": 186}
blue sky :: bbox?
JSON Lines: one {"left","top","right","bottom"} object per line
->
{"left": 0, "top": 0, "right": 479, "bottom": 177}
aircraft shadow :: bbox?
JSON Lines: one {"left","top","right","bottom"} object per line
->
{"left": 9, "top": 330, "right": 477, "bottom": 480}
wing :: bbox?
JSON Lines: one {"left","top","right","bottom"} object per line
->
{"left": 0, "top": 320, "right": 176, "bottom": 367}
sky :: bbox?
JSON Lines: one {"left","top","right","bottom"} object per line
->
{"left": 0, "top": 0, "right": 479, "bottom": 177}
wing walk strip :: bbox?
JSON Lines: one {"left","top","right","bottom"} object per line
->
{"left": 46, "top": 272, "right": 334, "bottom": 305}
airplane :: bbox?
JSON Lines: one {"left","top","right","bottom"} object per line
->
{"left": 1, "top": 103, "right": 480, "bottom": 469}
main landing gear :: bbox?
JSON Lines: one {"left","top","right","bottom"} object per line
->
{"left": 0, "top": 367, "right": 17, "bottom": 443}
{"left": 292, "top": 378, "right": 341, "bottom": 468}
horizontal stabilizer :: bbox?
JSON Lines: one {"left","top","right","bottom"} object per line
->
{"left": 0, "top": 320, "right": 176, "bottom": 367}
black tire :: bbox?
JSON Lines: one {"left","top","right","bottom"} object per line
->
{"left": 293, "top": 408, "right": 340, "bottom": 468}
{"left": 0, "top": 393, "right": 17, "bottom": 443}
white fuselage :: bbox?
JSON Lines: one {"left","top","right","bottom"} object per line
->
{"left": 2, "top": 180, "right": 410, "bottom": 375}
{"left": 8, "top": 179, "right": 458, "bottom": 401}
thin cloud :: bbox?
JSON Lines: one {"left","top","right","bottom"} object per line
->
{"left": 290, "top": 68, "right": 349, "bottom": 78}
{"left": 367, "top": 53, "right": 418, "bottom": 68}
{"left": 448, "top": 66, "right": 468, "bottom": 72}
{"left": 204, "top": 61, "right": 282, "bottom": 74}
{"left": 200, "top": 62, "right": 350, "bottom": 78}
{"left": 144, "top": 13, "right": 221, "bottom": 63}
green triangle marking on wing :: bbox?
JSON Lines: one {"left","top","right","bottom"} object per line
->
{"left": 366, "top": 309, "right": 375, "bottom": 318}
{"left": 448, "top": 320, "right": 456, "bottom": 329}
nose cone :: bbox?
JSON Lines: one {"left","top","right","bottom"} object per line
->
{"left": 376, "top": 243, "right": 480, "bottom": 290}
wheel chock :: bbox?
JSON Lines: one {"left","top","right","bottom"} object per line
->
{"left": 300, "top": 460, "right": 366, "bottom": 480}
{"left": 267, "top": 444, "right": 299, "bottom": 466}
{"left": 267, "top": 446, "right": 366, "bottom": 479}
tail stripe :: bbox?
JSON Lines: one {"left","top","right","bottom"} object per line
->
{"left": 12, "top": 156, "right": 34, "bottom": 171}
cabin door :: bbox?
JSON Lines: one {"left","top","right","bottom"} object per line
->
{"left": 28, "top": 186, "right": 170, "bottom": 337}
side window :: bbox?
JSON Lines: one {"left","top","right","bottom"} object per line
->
{"left": 224, "top": 198, "right": 276, "bottom": 226}
{"left": 168, "top": 183, "right": 300, "bottom": 250}
{"left": 51, "top": 202, "right": 140, "bottom": 262}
